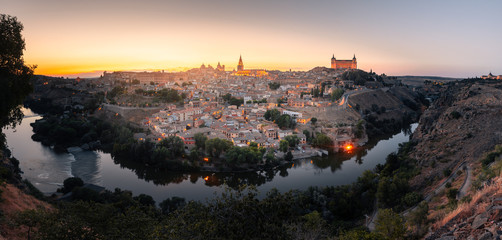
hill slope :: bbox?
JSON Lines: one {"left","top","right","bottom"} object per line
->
{"left": 409, "top": 79, "right": 502, "bottom": 192}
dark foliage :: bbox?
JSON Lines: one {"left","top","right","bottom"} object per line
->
{"left": 0, "top": 14, "right": 34, "bottom": 148}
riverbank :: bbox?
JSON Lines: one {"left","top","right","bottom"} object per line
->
{"left": 5, "top": 107, "right": 418, "bottom": 203}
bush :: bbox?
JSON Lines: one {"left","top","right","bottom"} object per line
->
{"left": 482, "top": 152, "right": 500, "bottom": 167}
{"left": 443, "top": 169, "right": 452, "bottom": 177}
{"left": 61, "top": 177, "right": 84, "bottom": 194}
{"left": 402, "top": 192, "right": 422, "bottom": 207}
{"left": 0, "top": 166, "right": 12, "bottom": 180}
{"left": 450, "top": 111, "right": 461, "bottom": 119}
{"left": 447, "top": 188, "right": 458, "bottom": 201}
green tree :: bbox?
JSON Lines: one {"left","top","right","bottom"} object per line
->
{"left": 402, "top": 192, "right": 422, "bottom": 207}
{"left": 159, "top": 196, "right": 186, "bottom": 214}
{"left": 23, "top": 201, "right": 157, "bottom": 240}
{"left": 189, "top": 148, "right": 200, "bottom": 162}
{"left": 159, "top": 136, "right": 185, "bottom": 158}
{"left": 339, "top": 228, "right": 380, "bottom": 240}
{"left": 268, "top": 82, "right": 281, "bottom": 90}
{"left": 0, "top": 14, "right": 34, "bottom": 148}
{"left": 156, "top": 186, "right": 293, "bottom": 239}
{"left": 264, "top": 109, "right": 281, "bottom": 121}
{"left": 310, "top": 117, "right": 317, "bottom": 125}
{"left": 284, "top": 135, "right": 300, "bottom": 148}
{"left": 374, "top": 208, "right": 406, "bottom": 240}
{"left": 443, "top": 169, "right": 452, "bottom": 177}
{"left": 276, "top": 114, "right": 295, "bottom": 129}
{"left": 341, "top": 69, "right": 372, "bottom": 85}
{"left": 61, "top": 177, "right": 84, "bottom": 194}
{"left": 279, "top": 140, "right": 289, "bottom": 153}
{"left": 331, "top": 88, "right": 345, "bottom": 101}
{"left": 355, "top": 119, "right": 365, "bottom": 138}
{"left": 264, "top": 150, "right": 276, "bottom": 165}
{"left": 194, "top": 133, "right": 207, "bottom": 151}
{"left": 376, "top": 175, "right": 409, "bottom": 208}
{"left": 205, "top": 138, "right": 232, "bottom": 158}
{"left": 133, "top": 194, "right": 156, "bottom": 207}
{"left": 312, "top": 133, "right": 332, "bottom": 149}
{"left": 447, "top": 188, "right": 458, "bottom": 201}
{"left": 15, "top": 209, "right": 43, "bottom": 240}
{"left": 303, "top": 130, "right": 311, "bottom": 143}
{"left": 222, "top": 93, "right": 232, "bottom": 102}
{"left": 224, "top": 146, "right": 261, "bottom": 165}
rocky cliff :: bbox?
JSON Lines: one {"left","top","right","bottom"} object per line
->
{"left": 348, "top": 86, "right": 425, "bottom": 138}
{"left": 405, "top": 79, "right": 502, "bottom": 239}
{"left": 409, "top": 79, "right": 502, "bottom": 192}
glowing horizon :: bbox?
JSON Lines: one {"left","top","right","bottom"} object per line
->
{"left": 4, "top": 0, "right": 502, "bottom": 78}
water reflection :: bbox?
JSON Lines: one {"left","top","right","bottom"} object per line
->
{"left": 110, "top": 124, "right": 416, "bottom": 189}
{"left": 5, "top": 107, "right": 418, "bottom": 202}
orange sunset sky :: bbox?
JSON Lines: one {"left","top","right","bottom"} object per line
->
{"left": 2, "top": 0, "right": 502, "bottom": 78}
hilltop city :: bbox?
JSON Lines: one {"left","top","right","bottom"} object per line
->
{"left": 28, "top": 54, "right": 424, "bottom": 164}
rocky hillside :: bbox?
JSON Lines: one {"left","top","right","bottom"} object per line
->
{"left": 399, "top": 78, "right": 502, "bottom": 239}
{"left": 348, "top": 86, "right": 425, "bottom": 137}
{"left": 409, "top": 79, "right": 502, "bottom": 192}
{"left": 426, "top": 168, "right": 502, "bottom": 240}
{"left": 0, "top": 150, "right": 51, "bottom": 239}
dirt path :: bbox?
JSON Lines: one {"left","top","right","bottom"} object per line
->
{"left": 458, "top": 164, "right": 472, "bottom": 199}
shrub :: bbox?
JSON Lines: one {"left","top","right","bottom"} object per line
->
{"left": 447, "top": 188, "right": 458, "bottom": 201}
{"left": 443, "top": 169, "right": 452, "bottom": 177}
{"left": 450, "top": 111, "right": 461, "bottom": 119}
{"left": 61, "top": 177, "right": 84, "bottom": 194}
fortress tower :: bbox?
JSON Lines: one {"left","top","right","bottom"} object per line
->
{"left": 331, "top": 54, "right": 357, "bottom": 69}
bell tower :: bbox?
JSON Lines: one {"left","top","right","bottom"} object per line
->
{"left": 237, "top": 55, "right": 244, "bottom": 71}
{"left": 331, "top": 54, "right": 336, "bottom": 69}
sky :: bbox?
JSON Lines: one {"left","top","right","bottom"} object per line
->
{"left": 2, "top": 0, "right": 502, "bottom": 78}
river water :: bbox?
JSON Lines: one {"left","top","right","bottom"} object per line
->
{"left": 4, "top": 108, "right": 417, "bottom": 204}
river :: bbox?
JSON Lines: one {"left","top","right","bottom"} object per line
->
{"left": 4, "top": 108, "right": 417, "bottom": 204}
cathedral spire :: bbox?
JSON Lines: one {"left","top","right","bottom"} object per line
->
{"left": 237, "top": 55, "right": 244, "bottom": 71}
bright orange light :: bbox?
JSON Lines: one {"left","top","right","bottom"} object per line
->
{"left": 158, "top": 138, "right": 162, "bottom": 141}
{"left": 345, "top": 144, "right": 354, "bottom": 151}
{"left": 203, "top": 157, "right": 209, "bottom": 162}
{"left": 204, "top": 176, "right": 209, "bottom": 181}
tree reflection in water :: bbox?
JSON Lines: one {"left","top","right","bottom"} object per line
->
{"left": 110, "top": 126, "right": 412, "bottom": 190}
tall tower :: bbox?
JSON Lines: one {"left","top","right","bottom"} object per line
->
{"left": 237, "top": 55, "right": 244, "bottom": 71}
{"left": 352, "top": 54, "right": 357, "bottom": 69}
{"left": 330, "top": 54, "right": 336, "bottom": 69}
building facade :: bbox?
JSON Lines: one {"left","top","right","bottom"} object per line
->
{"left": 331, "top": 54, "right": 357, "bottom": 69}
